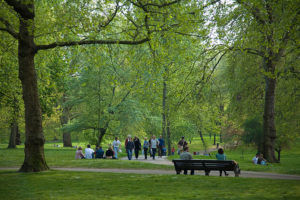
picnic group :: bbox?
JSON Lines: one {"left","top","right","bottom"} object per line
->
{"left": 75, "top": 135, "right": 267, "bottom": 172}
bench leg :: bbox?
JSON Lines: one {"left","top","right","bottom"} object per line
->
{"left": 176, "top": 170, "right": 181, "bottom": 175}
{"left": 205, "top": 170, "right": 210, "bottom": 176}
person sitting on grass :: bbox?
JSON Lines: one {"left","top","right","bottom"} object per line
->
{"left": 257, "top": 153, "right": 267, "bottom": 165}
{"left": 216, "top": 148, "right": 229, "bottom": 176}
{"left": 252, "top": 153, "right": 260, "bottom": 165}
{"left": 180, "top": 146, "right": 194, "bottom": 175}
{"left": 95, "top": 146, "right": 104, "bottom": 159}
{"left": 75, "top": 146, "right": 85, "bottom": 159}
{"left": 105, "top": 146, "right": 115, "bottom": 159}
{"left": 85, "top": 144, "right": 94, "bottom": 159}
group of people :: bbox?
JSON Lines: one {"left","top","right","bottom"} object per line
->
{"left": 252, "top": 153, "right": 267, "bottom": 165}
{"left": 75, "top": 137, "right": 122, "bottom": 159}
{"left": 125, "top": 135, "right": 166, "bottom": 160}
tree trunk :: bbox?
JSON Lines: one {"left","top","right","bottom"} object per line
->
{"left": 18, "top": 17, "right": 49, "bottom": 172}
{"left": 8, "top": 122, "right": 18, "bottom": 148}
{"left": 199, "top": 130, "right": 206, "bottom": 151}
{"left": 213, "top": 134, "right": 216, "bottom": 145}
{"left": 166, "top": 119, "right": 171, "bottom": 156}
{"left": 97, "top": 128, "right": 106, "bottom": 147}
{"left": 60, "top": 94, "right": 72, "bottom": 147}
{"left": 262, "top": 58, "right": 278, "bottom": 163}
{"left": 162, "top": 80, "right": 167, "bottom": 140}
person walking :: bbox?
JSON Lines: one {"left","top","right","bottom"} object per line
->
{"left": 112, "top": 137, "right": 121, "bottom": 159}
{"left": 143, "top": 137, "right": 149, "bottom": 159}
{"left": 133, "top": 136, "right": 141, "bottom": 159}
{"left": 150, "top": 135, "right": 159, "bottom": 160}
{"left": 158, "top": 135, "right": 165, "bottom": 157}
{"left": 126, "top": 137, "right": 134, "bottom": 160}
{"left": 177, "top": 136, "right": 187, "bottom": 155}
{"left": 216, "top": 148, "right": 228, "bottom": 176}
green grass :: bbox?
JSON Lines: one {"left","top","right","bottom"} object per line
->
{"left": 0, "top": 143, "right": 172, "bottom": 170}
{"left": 0, "top": 170, "right": 299, "bottom": 200}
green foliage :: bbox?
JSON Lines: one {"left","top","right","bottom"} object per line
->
{"left": 242, "top": 117, "right": 263, "bottom": 150}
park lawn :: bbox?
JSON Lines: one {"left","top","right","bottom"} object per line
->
{"left": 168, "top": 138, "right": 300, "bottom": 175}
{"left": 0, "top": 144, "right": 172, "bottom": 170}
{"left": 0, "top": 170, "right": 299, "bottom": 200}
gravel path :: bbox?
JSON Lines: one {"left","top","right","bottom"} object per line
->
{"left": 1, "top": 166, "right": 300, "bottom": 180}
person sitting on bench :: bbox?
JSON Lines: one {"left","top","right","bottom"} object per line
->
{"left": 180, "top": 146, "right": 194, "bottom": 175}
{"left": 216, "top": 148, "right": 229, "bottom": 176}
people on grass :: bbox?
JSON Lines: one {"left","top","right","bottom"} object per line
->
{"left": 216, "top": 148, "right": 228, "bottom": 176}
{"left": 158, "top": 135, "right": 165, "bottom": 157}
{"left": 257, "top": 153, "right": 267, "bottom": 165}
{"left": 252, "top": 153, "right": 260, "bottom": 164}
{"left": 95, "top": 146, "right": 104, "bottom": 159}
{"left": 75, "top": 146, "right": 85, "bottom": 159}
{"left": 150, "top": 135, "right": 159, "bottom": 160}
{"left": 180, "top": 146, "right": 194, "bottom": 175}
{"left": 126, "top": 137, "right": 135, "bottom": 160}
{"left": 105, "top": 146, "right": 115, "bottom": 159}
{"left": 133, "top": 136, "right": 141, "bottom": 159}
{"left": 112, "top": 137, "right": 121, "bottom": 159}
{"left": 85, "top": 144, "right": 95, "bottom": 159}
{"left": 143, "top": 137, "right": 149, "bottom": 160}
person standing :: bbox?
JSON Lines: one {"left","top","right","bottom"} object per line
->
{"left": 180, "top": 146, "right": 194, "bottom": 175}
{"left": 177, "top": 136, "right": 187, "bottom": 154}
{"left": 126, "top": 137, "right": 134, "bottom": 160}
{"left": 158, "top": 135, "right": 165, "bottom": 157}
{"left": 112, "top": 137, "right": 121, "bottom": 159}
{"left": 143, "top": 137, "right": 149, "bottom": 160}
{"left": 150, "top": 135, "right": 159, "bottom": 160}
{"left": 85, "top": 144, "right": 94, "bottom": 159}
{"left": 133, "top": 136, "right": 141, "bottom": 159}
{"left": 216, "top": 148, "right": 228, "bottom": 176}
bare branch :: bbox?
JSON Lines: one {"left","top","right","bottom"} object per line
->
{"left": 99, "top": 1, "right": 120, "bottom": 28}
{"left": 36, "top": 38, "right": 149, "bottom": 51}
{"left": 0, "top": 17, "right": 19, "bottom": 39}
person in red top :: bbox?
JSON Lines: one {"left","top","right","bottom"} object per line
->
{"left": 125, "top": 135, "right": 131, "bottom": 147}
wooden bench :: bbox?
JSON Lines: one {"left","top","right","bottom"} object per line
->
{"left": 172, "top": 159, "right": 241, "bottom": 177}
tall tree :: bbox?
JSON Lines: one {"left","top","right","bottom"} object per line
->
{"left": 1, "top": 0, "right": 185, "bottom": 172}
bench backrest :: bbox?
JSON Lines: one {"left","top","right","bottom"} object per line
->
{"left": 172, "top": 159, "right": 236, "bottom": 171}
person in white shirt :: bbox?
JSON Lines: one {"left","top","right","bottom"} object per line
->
{"left": 252, "top": 153, "right": 260, "bottom": 164}
{"left": 85, "top": 144, "right": 94, "bottom": 159}
{"left": 150, "top": 135, "right": 159, "bottom": 160}
{"left": 112, "top": 137, "right": 121, "bottom": 159}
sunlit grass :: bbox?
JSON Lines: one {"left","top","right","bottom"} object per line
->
{"left": 0, "top": 170, "right": 299, "bottom": 200}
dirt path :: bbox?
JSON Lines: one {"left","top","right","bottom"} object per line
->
{"left": 1, "top": 166, "right": 300, "bottom": 180}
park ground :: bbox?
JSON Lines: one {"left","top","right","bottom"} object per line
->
{"left": 0, "top": 137, "right": 300, "bottom": 199}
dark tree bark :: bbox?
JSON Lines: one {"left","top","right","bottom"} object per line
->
{"left": 199, "top": 130, "right": 206, "bottom": 151}
{"left": 97, "top": 128, "right": 107, "bottom": 147}
{"left": 166, "top": 119, "right": 171, "bottom": 156}
{"left": 8, "top": 122, "right": 18, "bottom": 148}
{"left": 60, "top": 94, "right": 72, "bottom": 147}
{"left": 162, "top": 80, "right": 167, "bottom": 139}
{"left": 263, "top": 65, "right": 278, "bottom": 162}
{"left": 18, "top": 16, "right": 49, "bottom": 172}
{"left": 213, "top": 134, "right": 216, "bottom": 145}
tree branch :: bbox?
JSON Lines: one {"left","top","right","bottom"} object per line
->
{"left": 36, "top": 38, "right": 149, "bottom": 51}
{"left": 4, "top": 0, "right": 34, "bottom": 19}
{"left": 0, "top": 17, "right": 19, "bottom": 39}
{"left": 236, "top": 0, "right": 266, "bottom": 25}
{"left": 99, "top": 1, "right": 120, "bottom": 28}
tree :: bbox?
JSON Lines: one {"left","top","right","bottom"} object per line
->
{"left": 213, "top": 0, "right": 300, "bottom": 162}
{"left": 1, "top": 0, "right": 186, "bottom": 172}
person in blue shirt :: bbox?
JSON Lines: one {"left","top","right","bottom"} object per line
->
{"left": 95, "top": 146, "right": 104, "bottom": 159}
{"left": 158, "top": 135, "right": 165, "bottom": 157}
{"left": 216, "top": 148, "right": 228, "bottom": 176}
